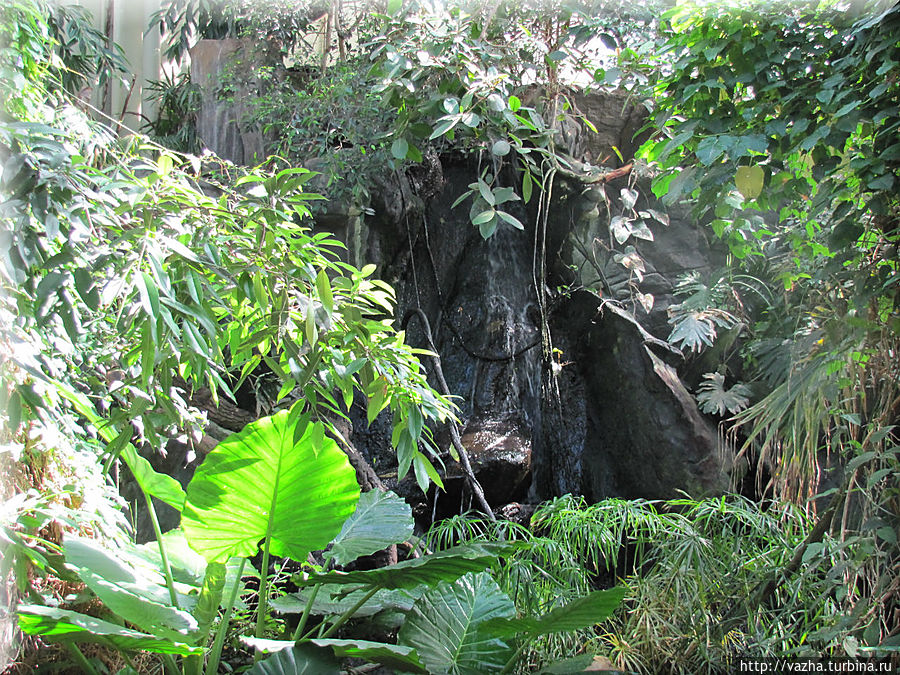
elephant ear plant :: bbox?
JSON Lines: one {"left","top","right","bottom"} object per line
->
{"left": 18, "top": 407, "right": 360, "bottom": 674}
{"left": 19, "top": 407, "right": 624, "bottom": 673}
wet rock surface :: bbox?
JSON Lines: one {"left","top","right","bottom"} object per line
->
{"left": 182, "top": 62, "right": 735, "bottom": 513}
{"left": 535, "top": 291, "right": 730, "bottom": 500}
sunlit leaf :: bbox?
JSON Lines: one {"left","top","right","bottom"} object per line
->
{"left": 182, "top": 411, "right": 360, "bottom": 562}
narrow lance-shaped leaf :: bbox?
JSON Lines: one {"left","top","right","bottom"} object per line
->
{"left": 55, "top": 381, "right": 185, "bottom": 511}
{"left": 193, "top": 561, "right": 226, "bottom": 639}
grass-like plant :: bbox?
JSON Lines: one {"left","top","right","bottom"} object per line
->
{"left": 424, "top": 492, "right": 878, "bottom": 674}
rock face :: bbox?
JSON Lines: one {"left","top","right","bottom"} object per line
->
{"left": 185, "top": 52, "right": 733, "bottom": 508}
{"left": 190, "top": 39, "right": 272, "bottom": 164}
{"left": 379, "top": 157, "right": 730, "bottom": 504}
{"left": 538, "top": 291, "right": 730, "bottom": 499}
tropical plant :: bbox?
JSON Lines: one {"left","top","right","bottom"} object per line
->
{"left": 18, "top": 406, "right": 574, "bottom": 674}
{"left": 144, "top": 71, "right": 203, "bottom": 153}
{"left": 636, "top": 1, "right": 900, "bottom": 659}
{"left": 695, "top": 371, "right": 751, "bottom": 416}
{"left": 0, "top": 2, "right": 470, "bottom": 670}
{"left": 665, "top": 271, "right": 742, "bottom": 353}
{"left": 421, "top": 493, "right": 889, "bottom": 673}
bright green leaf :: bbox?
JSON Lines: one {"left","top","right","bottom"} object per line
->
{"left": 398, "top": 572, "right": 515, "bottom": 675}
{"left": 182, "top": 411, "right": 360, "bottom": 562}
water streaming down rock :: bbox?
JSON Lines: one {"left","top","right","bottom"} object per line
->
{"left": 182, "top": 52, "right": 733, "bottom": 514}
{"left": 191, "top": 39, "right": 271, "bottom": 164}
{"left": 386, "top": 156, "right": 730, "bottom": 509}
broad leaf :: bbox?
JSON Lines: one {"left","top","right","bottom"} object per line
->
{"left": 243, "top": 637, "right": 428, "bottom": 674}
{"left": 696, "top": 372, "right": 752, "bottom": 415}
{"left": 312, "top": 639, "right": 429, "bottom": 673}
{"left": 667, "top": 308, "right": 736, "bottom": 353}
{"left": 246, "top": 643, "right": 340, "bottom": 675}
{"left": 271, "top": 585, "right": 423, "bottom": 618}
{"left": 398, "top": 572, "right": 515, "bottom": 675}
{"left": 327, "top": 489, "right": 414, "bottom": 566}
{"left": 735, "top": 165, "right": 764, "bottom": 199}
{"left": 481, "top": 586, "right": 626, "bottom": 639}
{"left": 17, "top": 605, "right": 201, "bottom": 655}
{"left": 620, "top": 187, "right": 638, "bottom": 210}
{"left": 139, "top": 528, "right": 208, "bottom": 587}
{"left": 539, "top": 653, "right": 595, "bottom": 673}
{"left": 182, "top": 410, "right": 360, "bottom": 562}
{"left": 294, "top": 542, "right": 516, "bottom": 590}
{"left": 610, "top": 215, "right": 630, "bottom": 244}
{"left": 63, "top": 537, "right": 198, "bottom": 639}
{"left": 391, "top": 138, "right": 409, "bottom": 160}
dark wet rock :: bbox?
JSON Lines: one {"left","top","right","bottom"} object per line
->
{"left": 496, "top": 502, "right": 536, "bottom": 526}
{"left": 534, "top": 290, "right": 730, "bottom": 500}
{"left": 386, "top": 149, "right": 731, "bottom": 507}
{"left": 545, "top": 177, "right": 726, "bottom": 338}
{"left": 453, "top": 414, "right": 532, "bottom": 505}
{"left": 183, "top": 62, "right": 734, "bottom": 511}
{"left": 526, "top": 87, "right": 649, "bottom": 168}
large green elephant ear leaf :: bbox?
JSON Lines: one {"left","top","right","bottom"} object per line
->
{"left": 182, "top": 410, "right": 360, "bottom": 562}
{"left": 246, "top": 643, "right": 340, "bottom": 675}
{"left": 327, "top": 489, "right": 414, "bottom": 566}
{"left": 398, "top": 571, "right": 516, "bottom": 675}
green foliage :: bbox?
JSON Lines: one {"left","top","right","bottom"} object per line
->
{"left": 247, "top": 638, "right": 429, "bottom": 674}
{"left": 182, "top": 410, "right": 360, "bottom": 563}
{"left": 17, "top": 605, "right": 202, "bottom": 656}
{"left": 326, "top": 488, "right": 415, "bottom": 567}
{"left": 666, "top": 271, "right": 741, "bottom": 353}
{"left": 644, "top": 2, "right": 900, "bottom": 258}
{"left": 62, "top": 536, "right": 198, "bottom": 639}
{"left": 153, "top": 0, "right": 335, "bottom": 64}
{"left": 640, "top": 11, "right": 899, "bottom": 656}
{"left": 293, "top": 541, "right": 517, "bottom": 591}
{"left": 2, "top": 3, "right": 468, "bottom": 672}
{"left": 424, "top": 493, "right": 898, "bottom": 672}
{"left": 482, "top": 587, "right": 626, "bottom": 640}
{"left": 1, "top": 4, "right": 453, "bottom": 496}
{"left": 438, "top": 494, "right": 888, "bottom": 673}
{"left": 246, "top": 643, "right": 340, "bottom": 675}
{"left": 235, "top": 59, "right": 395, "bottom": 208}
{"left": 695, "top": 372, "right": 751, "bottom": 415}
{"left": 398, "top": 572, "right": 516, "bottom": 675}
{"left": 45, "top": 2, "right": 129, "bottom": 94}
{"left": 144, "top": 71, "right": 203, "bottom": 152}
